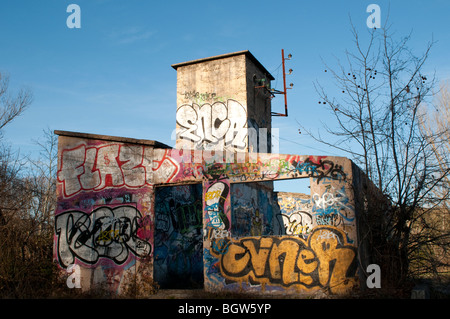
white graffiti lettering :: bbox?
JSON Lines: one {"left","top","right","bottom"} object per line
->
{"left": 176, "top": 99, "right": 248, "bottom": 152}
{"left": 55, "top": 206, "right": 152, "bottom": 268}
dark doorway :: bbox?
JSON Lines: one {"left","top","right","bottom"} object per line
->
{"left": 154, "top": 184, "right": 204, "bottom": 288}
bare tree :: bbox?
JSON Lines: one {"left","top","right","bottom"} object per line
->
{"left": 0, "top": 71, "right": 34, "bottom": 265}
{"left": 0, "top": 74, "right": 61, "bottom": 297}
{"left": 27, "top": 128, "right": 58, "bottom": 232}
{"left": 0, "top": 72, "right": 33, "bottom": 137}
{"left": 302, "top": 23, "right": 450, "bottom": 287}
{"left": 0, "top": 128, "right": 58, "bottom": 298}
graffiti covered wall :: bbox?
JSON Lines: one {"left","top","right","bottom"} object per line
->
{"left": 212, "top": 226, "right": 358, "bottom": 294}
{"left": 276, "top": 192, "right": 313, "bottom": 237}
{"left": 198, "top": 155, "right": 358, "bottom": 295}
{"left": 176, "top": 99, "right": 249, "bottom": 152}
{"left": 202, "top": 176, "right": 232, "bottom": 290}
{"left": 54, "top": 133, "right": 163, "bottom": 293}
{"left": 231, "top": 182, "right": 276, "bottom": 237}
{"left": 55, "top": 131, "right": 362, "bottom": 296}
{"left": 276, "top": 185, "right": 356, "bottom": 240}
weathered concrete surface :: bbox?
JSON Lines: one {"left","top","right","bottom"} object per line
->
{"left": 54, "top": 133, "right": 157, "bottom": 294}
{"left": 172, "top": 51, "right": 274, "bottom": 154}
{"left": 54, "top": 131, "right": 366, "bottom": 296}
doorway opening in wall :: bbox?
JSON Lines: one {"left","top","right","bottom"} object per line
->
{"left": 273, "top": 178, "right": 313, "bottom": 237}
{"left": 230, "top": 182, "right": 278, "bottom": 237}
{"left": 273, "top": 178, "right": 311, "bottom": 196}
{"left": 154, "top": 183, "right": 204, "bottom": 289}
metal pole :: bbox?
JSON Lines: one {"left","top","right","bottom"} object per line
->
{"left": 281, "top": 49, "right": 288, "bottom": 117}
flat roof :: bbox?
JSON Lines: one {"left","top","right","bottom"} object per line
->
{"left": 54, "top": 130, "right": 172, "bottom": 148}
{"left": 171, "top": 50, "right": 275, "bottom": 81}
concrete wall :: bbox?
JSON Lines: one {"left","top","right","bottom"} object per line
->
{"left": 245, "top": 56, "right": 273, "bottom": 153}
{"left": 200, "top": 155, "right": 359, "bottom": 295}
{"left": 55, "top": 131, "right": 365, "bottom": 296}
{"left": 54, "top": 132, "right": 163, "bottom": 294}
{"left": 174, "top": 54, "right": 248, "bottom": 153}
{"left": 275, "top": 191, "right": 312, "bottom": 237}
{"left": 231, "top": 182, "right": 277, "bottom": 238}
{"left": 173, "top": 51, "right": 273, "bottom": 154}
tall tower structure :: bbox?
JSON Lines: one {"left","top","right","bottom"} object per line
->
{"left": 172, "top": 50, "right": 274, "bottom": 154}
{"left": 172, "top": 50, "right": 278, "bottom": 243}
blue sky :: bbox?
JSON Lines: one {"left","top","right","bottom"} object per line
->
{"left": 1, "top": 0, "right": 449, "bottom": 192}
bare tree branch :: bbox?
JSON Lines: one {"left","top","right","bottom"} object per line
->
{"left": 0, "top": 73, "right": 33, "bottom": 134}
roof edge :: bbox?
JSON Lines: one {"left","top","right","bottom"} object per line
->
{"left": 54, "top": 130, "right": 172, "bottom": 148}
{"left": 171, "top": 50, "right": 275, "bottom": 81}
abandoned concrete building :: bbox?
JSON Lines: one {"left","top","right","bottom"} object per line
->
{"left": 54, "top": 50, "right": 385, "bottom": 296}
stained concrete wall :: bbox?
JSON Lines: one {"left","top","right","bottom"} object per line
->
{"left": 200, "top": 155, "right": 359, "bottom": 295}
{"left": 54, "top": 131, "right": 166, "bottom": 294}
{"left": 245, "top": 55, "right": 273, "bottom": 153}
{"left": 54, "top": 131, "right": 368, "bottom": 296}
{"left": 172, "top": 50, "right": 274, "bottom": 154}
{"left": 231, "top": 182, "right": 277, "bottom": 238}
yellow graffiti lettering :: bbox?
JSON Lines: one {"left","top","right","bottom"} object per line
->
{"left": 205, "top": 190, "right": 221, "bottom": 201}
{"left": 214, "top": 226, "right": 357, "bottom": 294}
{"left": 242, "top": 238, "right": 272, "bottom": 277}
{"left": 96, "top": 229, "right": 122, "bottom": 244}
{"left": 309, "top": 229, "right": 356, "bottom": 293}
{"left": 297, "top": 249, "right": 317, "bottom": 274}
{"left": 221, "top": 242, "right": 249, "bottom": 275}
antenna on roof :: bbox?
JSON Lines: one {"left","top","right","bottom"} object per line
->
{"left": 271, "top": 49, "right": 293, "bottom": 117}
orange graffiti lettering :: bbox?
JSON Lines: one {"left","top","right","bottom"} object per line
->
{"left": 213, "top": 226, "right": 357, "bottom": 294}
